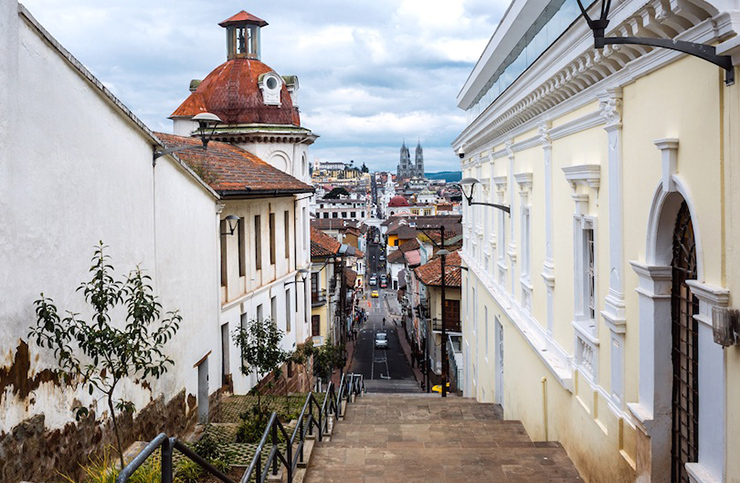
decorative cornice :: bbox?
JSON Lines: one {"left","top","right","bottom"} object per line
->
{"left": 562, "top": 164, "right": 601, "bottom": 191}
{"left": 493, "top": 175, "right": 508, "bottom": 194}
{"left": 454, "top": 1, "right": 723, "bottom": 153}
{"left": 514, "top": 172, "right": 534, "bottom": 192}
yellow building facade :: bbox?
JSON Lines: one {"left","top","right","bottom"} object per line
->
{"left": 454, "top": 0, "right": 740, "bottom": 481}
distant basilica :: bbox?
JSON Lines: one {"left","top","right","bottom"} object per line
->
{"left": 397, "top": 140, "right": 424, "bottom": 180}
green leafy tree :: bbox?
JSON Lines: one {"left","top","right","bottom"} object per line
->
{"left": 312, "top": 339, "right": 345, "bottom": 386}
{"left": 323, "top": 187, "right": 349, "bottom": 199}
{"left": 232, "top": 317, "right": 289, "bottom": 415}
{"left": 29, "top": 242, "right": 181, "bottom": 469}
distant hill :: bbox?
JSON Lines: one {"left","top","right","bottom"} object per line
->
{"left": 425, "top": 171, "right": 462, "bottom": 182}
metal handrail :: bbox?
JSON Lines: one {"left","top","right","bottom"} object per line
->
{"left": 119, "top": 375, "right": 365, "bottom": 483}
{"left": 116, "top": 433, "right": 235, "bottom": 483}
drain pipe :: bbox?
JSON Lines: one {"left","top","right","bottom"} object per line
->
{"left": 541, "top": 377, "right": 549, "bottom": 441}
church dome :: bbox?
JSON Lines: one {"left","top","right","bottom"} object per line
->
{"left": 388, "top": 195, "right": 409, "bottom": 207}
{"left": 170, "top": 11, "right": 300, "bottom": 127}
{"left": 170, "top": 58, "right": 299, "bottom": 126}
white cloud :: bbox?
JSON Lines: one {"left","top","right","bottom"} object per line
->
{"left": 20, "top": 0, "right": 505, "bottom": 172}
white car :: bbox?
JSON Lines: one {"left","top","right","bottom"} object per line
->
{"left": 369, "top": 276, "right": 377, "bottom": 286}
{"left": 374, "top": 332, "right": 388, "bottom": 349}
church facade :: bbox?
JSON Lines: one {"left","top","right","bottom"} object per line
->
{"left": 397, "top": 140, "right": 425, "bottom": 180}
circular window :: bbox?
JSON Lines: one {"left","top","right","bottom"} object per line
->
{"left": 266, "top": 76, "right": 278, "bottom": 90}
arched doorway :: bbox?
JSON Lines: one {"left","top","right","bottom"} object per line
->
{"left": 670, "top": 200, "right": 698, "bottom": 482}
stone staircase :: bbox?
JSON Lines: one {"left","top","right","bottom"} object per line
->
{"left": 304, "top": 393, "right": 583, "bottom": 482}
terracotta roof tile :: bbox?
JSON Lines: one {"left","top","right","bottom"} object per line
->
{"left": 387, "top": 249, "right": 406, "bottom": 264}
{"left": 311, "top": 227, "right": 341, "bottom": 258}
{"left": 219, "top": 11, "right": 268, "bottom": 28}
{"left": 414, "top": 251, "right": 462, "bottom": 288}
{"left": 170, "top": 58, "right": 299, "bottom": 126}
{"left": 344, "top": 268, "right": 357, "bottom": 288}
{"left": 155, "top": 133, "right": 312, "bottom": 195}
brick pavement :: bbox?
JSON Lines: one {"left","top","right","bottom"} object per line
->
{"left": 304, "top": 394, "right": 583, "bottom": 483}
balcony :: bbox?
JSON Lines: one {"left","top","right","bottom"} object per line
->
{"left": 431, "top": 318, "right": 462, "bottom": 334}
{"left": 312, "top": 289, "right": 327, "bottom": 307}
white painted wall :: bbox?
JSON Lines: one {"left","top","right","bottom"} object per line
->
{"left": 0, "top": 5, "right": 220, "bottom": 432}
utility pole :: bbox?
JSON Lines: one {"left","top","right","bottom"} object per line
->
{"left": 439, "top": 225, "right": 448, "bottom": 398}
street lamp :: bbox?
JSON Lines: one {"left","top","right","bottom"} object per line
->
{"left": 284, "top": 268, "right": 310, "bottom": 310}
{"left": 153, "top": 112, "right": 222, "bottom": 165}
{"left": 576, "top": 0, "right": 734, "bottom": 85}
{"left": 220, "top": 215, "right": 240, "bottom": 236}
{"left": 458, "top": 177, "right": 510, "bottom": 215}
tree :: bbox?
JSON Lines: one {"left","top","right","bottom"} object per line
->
{"left": 324, "top": 187, "right": 349, "bottom": 199}
{"left": 29, "top": 243, "right": 181, "bottom": 468}
{"left": 232, "top": 317, "right": 289, "bottom": 415}
{"left": 312, "top": 339, "right": 346, "bottom": 388}
{"left": 290, "top": 340, "right": 315, "bottom": 391}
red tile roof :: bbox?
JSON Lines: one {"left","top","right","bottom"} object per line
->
{"left": 170, "top": 58, "right": 299, "bottom": 126}
{"left": 414, "top": 251, "right": 462, "bottom": 288}
{"left": 344, "top": 268, "right": 357, "bottom": 288}
{"left": 311, "top": 227, "right": 341, "bottom": 258}
{"left": 387, "top": 249, "right": 406, "bottom": 264}
{"left": 155, "top": 133, "right": 312, "bottom": 196}
{"left": 219, "top": 11, "right": 268, "bottom": 28}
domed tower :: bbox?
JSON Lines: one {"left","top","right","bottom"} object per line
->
{"left": 170, "top": 11, "right": 317, "bottom": 181}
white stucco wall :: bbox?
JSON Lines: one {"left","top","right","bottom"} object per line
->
{"left": 0, "top": 6, "right": 220, "bottom": 432}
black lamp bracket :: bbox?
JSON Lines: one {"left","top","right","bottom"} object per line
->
{"left": 467, "top": 200, "right": 511, "bottom": 215}
{"left": 578, "top": 1, "right": 735, "bottom": 85}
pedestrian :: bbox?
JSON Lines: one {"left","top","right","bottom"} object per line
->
{"left": 382, "top": 317, "right": 386, "bottom": 327}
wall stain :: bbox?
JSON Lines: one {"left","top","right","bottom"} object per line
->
{"left": 0, "top": 340, "right": 58, "bottom": 402}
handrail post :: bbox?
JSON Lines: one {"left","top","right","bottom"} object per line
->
{"left": 161, "top": 437, "right": 173, "bottom": 483}
{"left": 271, "top": 422, "right": 279, "bottom": 476}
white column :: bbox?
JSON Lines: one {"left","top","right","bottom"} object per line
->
{"left": 507, "top": 143, "right": 517, "bottom": 295}
{"left": 539, "top": 123, "right": 555, "bottom": 335}
{"left": 598, "top": 88, "right": 627, "bottom": 405}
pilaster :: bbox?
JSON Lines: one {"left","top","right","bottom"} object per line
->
{"left": 539, "top": 123, "right": 555, "bottom": 335}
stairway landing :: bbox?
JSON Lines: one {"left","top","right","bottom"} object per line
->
{"left": 304, "top": 394, "right": 582, "bottom": 483}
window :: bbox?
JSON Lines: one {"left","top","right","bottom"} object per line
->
{"left": 271, "top": 296, "right": 278, "bottom": 326}
{"left": 332, "top": 212, "right": 338, "bottom": 218}
{"left": 256, "top": 304, "right": 263, "bottom": 323}
{"left": 285, "top": 288, "right": 292, "bottom": 332}
{"left": 311, "top": 315, "right": 320, "bottom": 336}
{"left": 351, "top": 212, "right": 356, "bottom": 218}
{"left": 238, "top": 217, "right": 246, "bottom": 277}
{"left": 323, "top": 212, "right": 329, "bottom": 219}
{"left": 574, "top": 218, "right": 597, "bottom": 327}
{"left": 254, "top": 215, "right": 262, "bottom": 270}
{"left": 220, "top": 219, "right": 228, "bottom": 287}
{"left": 342, "top": 212, "right": 347, "bottom": 218}
{"left": 284, "top": 211, "right": 290, "bottom": 260}
{"left": 269, "top": 213, "right": 276, "bottom": 265}
{"left": 585, "top": 226, "right": 596, "bottom": 320}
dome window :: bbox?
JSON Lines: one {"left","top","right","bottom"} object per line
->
{"left": 259, "top": 73, "right": 283, "bottom": 106}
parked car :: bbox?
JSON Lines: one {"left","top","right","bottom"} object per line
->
{"left": 379, "top": 255, "right": 386, "bottom": 261}
{"left": 371, "top": 290, "right": 379, "bottom": 298}
{"left": 374, "top": 332, "right": 388, "bottom": 349}
{"left": 380, "top": 280, "right": 388, "bottom": 288}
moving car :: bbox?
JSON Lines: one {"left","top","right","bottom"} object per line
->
{"left": 380, "top": 280, "right": 388, "bottom": 288}
{"left": 374, "top": 332, "right": 388, "bottom": 349}
{"left": 379, "top": 255, "right": 386, "bottom": 261}
{"left": 371, "top": 290, "right": 379, "bottom": 298}
{"left": 369, "top": 276, "right": 377, "bottom": 286}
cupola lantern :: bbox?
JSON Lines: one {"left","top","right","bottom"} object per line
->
{"left": 219, "top": 11, "right": 268, "bottom": 61}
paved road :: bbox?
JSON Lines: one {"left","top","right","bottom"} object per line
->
{"left": 351, "top": 293, "right": 420, "bottom": 393}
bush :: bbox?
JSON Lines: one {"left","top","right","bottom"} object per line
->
{"left": 58, "top": 446, "right": 160, "bottom": 483}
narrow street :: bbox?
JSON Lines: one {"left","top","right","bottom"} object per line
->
{"left": 351, "top": 236, "right": 420, "bottom": 393}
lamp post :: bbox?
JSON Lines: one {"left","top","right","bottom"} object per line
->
{"left": 458, "top": 178, "right": 510, "bottom": 215}
{"left": 220, "top": 215, "right": 240, "bottom": 236}
{"left": 575, "top": 0, "right": 734, "bottom": 85}
{"left": 437, "top": 247, "right": 450, "bottom": 398}
{"left": 284, "top": 268, "right": 310, "bottom": 307}
{"left": 153, "top": 112, "right": 222, "bottom": 165}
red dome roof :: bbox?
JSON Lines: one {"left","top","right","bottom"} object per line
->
{"left": 388, "top": 195, "right": 409, "bottom": 207}
{"left": 170, "top": 58, "right": 300, "bottom": 126}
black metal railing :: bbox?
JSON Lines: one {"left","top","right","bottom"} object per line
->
{"left": 311, "top": 289, "right": 327, "bottom": 307}
{"left": 117, "top": 374, "right": 365, "bottom": 483}
{"left": 432, "top": 318, "right": 462, "bottom": 333}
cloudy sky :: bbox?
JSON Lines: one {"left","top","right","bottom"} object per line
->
{"left": 21, "top": 0, "right": 506, "bottom": 173}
